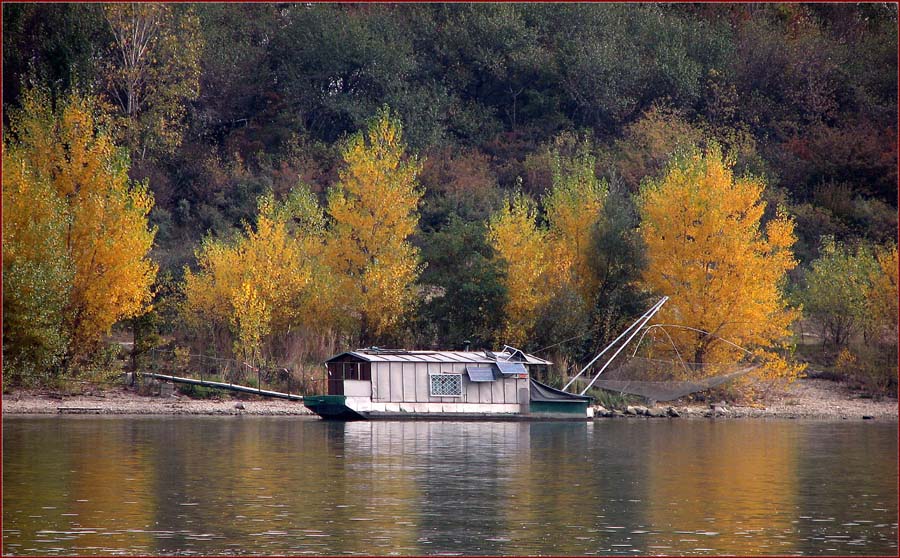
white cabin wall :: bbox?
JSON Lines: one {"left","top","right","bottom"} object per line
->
{"left": 389, "top": 362, "right": 403, "bottom": 403}
{"left": 414, "top": 363, "right": 429, "bottom": 401}
{"left": 414, "top": 362, "right": 428, "bottom": 403}
{"left": 504, "top": 379, "right": 517, "bottom": 403}
{"left": 402, "top": 362, "right": 416, "bottom": 402}
{"left": 466, "top": 378, "right": 480, "bottom": 402}
{"left": 374, "top": 363, "right": 390, "bottom": 402}
{"left": 342, "top": 357, "right": 535, "bottom": 406}
{"left": 491, "top": 378, "right": 505, "bottom": 403}
{"left": 479, "top": 381, "right": 493, "bottom": 403}
{"left": 344, "top": 380, "right": 371, "bottom": 397}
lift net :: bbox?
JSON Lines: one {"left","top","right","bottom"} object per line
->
{"left": 590, "top": 358, "right": 759, "bottom": 401}
{"left": 577, "top": 324, "right": 761, "bottom": 402}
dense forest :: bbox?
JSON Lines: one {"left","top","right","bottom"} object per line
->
{"left": 3, "top": 3, "right": 897, "bottom": 398}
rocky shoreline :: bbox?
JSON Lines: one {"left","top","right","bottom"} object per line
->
{"left": 595, "top": 377, "right": 898, "bottom": 421}
{"left": 2, "top": 377, "right": 897, "bottom": 420}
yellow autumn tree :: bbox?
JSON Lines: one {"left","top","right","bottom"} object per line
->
{"left": 2, "top": 138, "right": 74, "bottom": 384}
{"left": 3, "top": 89, "right": 157, "bottom": 365}
{"left": 638, "top": 145, "right": 802, "bottom": 386}
{"left": 182, "top": 186, "right": 329, "bottom": 364}
{"left": 487, "top": 192, "right": 551, "bottom": 346}
{"left": 488, "top": 141, "right": 606, "bottom": 347}
{"left": 543, "top": 144, "right": 607, "bottom": 301}
{"left": 864, "top": 244, "right": 899, "bottom": 391}
{"left": 324, "top": 108, "right": 423, "bottom": 343}
{"left": 868, "top": 244, "right": 899, "bottom": 342}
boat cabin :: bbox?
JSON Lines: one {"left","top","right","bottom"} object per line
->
{"left": 304, "top": 347, "right": 593, "bottom": 419}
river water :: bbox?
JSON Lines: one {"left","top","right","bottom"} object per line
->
{"left": 2, "top": 416, "right": 897, "bottom": 555}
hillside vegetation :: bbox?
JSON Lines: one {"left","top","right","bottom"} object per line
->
{"left": 2, "top": 3, "right": 897, "bottom": 398}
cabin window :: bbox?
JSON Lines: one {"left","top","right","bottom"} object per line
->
{"left": 326, "top": 362, "right": 371, "bottom": 382}
{"left": 429, "top": 373, "right": 462, "bottom": 397}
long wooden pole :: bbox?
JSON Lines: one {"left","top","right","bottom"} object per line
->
{"left": 562, "top": 296, "right": 668, "bottom": 392}
{"left": 578, "top": 297, "right": 669, "bottom": 396}
{"left": 144, "top": 373, "right": 304, "bottom": 401}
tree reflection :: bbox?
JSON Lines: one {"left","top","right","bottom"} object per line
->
{"left": 642, "top": 421, "right": 799, "bottom": 554}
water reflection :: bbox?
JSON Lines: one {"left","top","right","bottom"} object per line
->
{"left": 3, "top": 417, "right": 897, "bottom": 555}
{"left": 641, "top": 421, "right": 799, "bottom": 555}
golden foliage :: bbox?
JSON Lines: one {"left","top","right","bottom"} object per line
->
{"left": 865, "top": 244, "right": 899, "bottom": 391}
{"left": 2, "top": 135, "right": 74, "bottom": 380}
{"left": 4, "top": 89, "right": 157, "bottom": 361}
{"left": 182, "top": 187, "right": 329, "bottom": 363}
{"left": 324, "top": 108, "right": 423, "bottom": 340}
{"left": 489, "top": 142, "right": 606, "bottom": 346}
{"left": 639, "top": 145, "right": 801, "bottom": 385}
{"left": 487, "top": 193, "right": 550, "bottom": 346}
{"left": 230, "top": 282, "right": 271, "bottom": 365}
{"left": 543, "top": 145, "right": 607, "bottom": 300}
{"left": 868, "top": 244, "right": 899, "bottom": 341}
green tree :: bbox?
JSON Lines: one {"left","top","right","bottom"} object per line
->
{"left": 418, "top": 217, "right": 506, "bottom": 349}
{"left": 1, "top": 3, "right": 107, "bottom": 114}
{"left": 802, "top": 238, "right": 879, "bottom": 347}
{"left": 587, "top": 180, "right": 651, "bottom": 348}
{"left": 101, "top": 2, "right": 202, "bottom": 160}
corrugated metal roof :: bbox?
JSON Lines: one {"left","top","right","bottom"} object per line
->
{"left": 327, "top": 349, "right": 552, "bottom": 365}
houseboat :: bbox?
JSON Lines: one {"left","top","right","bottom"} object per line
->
{"left": 303, "top": 347, "right": 594, "bottom": 420}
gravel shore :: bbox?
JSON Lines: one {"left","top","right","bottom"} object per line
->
{"left": 2, "top": 377, "right": 897, "bottom": 420}
{"left": 2, "top": 386, "right": 315, "bottom": 416}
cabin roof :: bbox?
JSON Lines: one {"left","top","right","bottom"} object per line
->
{"left": 326, "top": 348, "right": 552, "bottom": 365}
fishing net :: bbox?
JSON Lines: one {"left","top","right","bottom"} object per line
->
{"left": 570, "top": 324, "right": 762, "bottom": 402}
{"left": 590, "top": 358, "right": 759, "bottom": 401}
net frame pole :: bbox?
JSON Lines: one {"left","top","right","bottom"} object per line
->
{"left": 562, "top": 296, "right": 668, "bottom": 392}
{"left": 578, "top": 296, "right": 669, "bottom": 396}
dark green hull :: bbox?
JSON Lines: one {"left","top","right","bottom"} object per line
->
{"left": 529, "top": 400, "right": 591, "bottom": 416}
{"left": 302, "top": 395, "right": 367, "bottom": 420}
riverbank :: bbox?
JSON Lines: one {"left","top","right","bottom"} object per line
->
{"left": 607, "top": 377, "right": 898, "bottom": 420}
{"left": 1, "top": 386, "right": 315, "bottom": 416}
{"left": 2, "top": 376, "right": 896, "bottom": 420}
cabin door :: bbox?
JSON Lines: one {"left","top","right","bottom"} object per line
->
{"left": 326, "top": 363, "right": 344, "bottom": 395}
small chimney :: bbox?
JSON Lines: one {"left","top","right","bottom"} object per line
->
{"left": 463, "top": 339, "right": 471, "bottom": 352}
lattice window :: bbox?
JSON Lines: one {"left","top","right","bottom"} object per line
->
{"left": 430, "top": 373, "right": 462, "bottom": 397}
